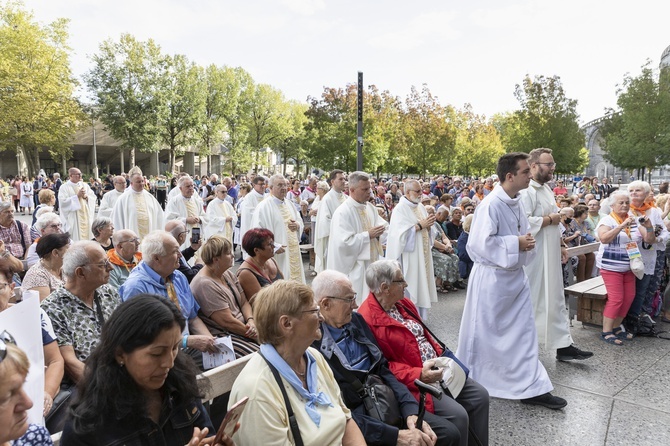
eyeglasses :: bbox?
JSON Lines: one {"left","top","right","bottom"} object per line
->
{"left": 0, "top": 330, "right": 16, "bottom": 363}
{"left": 87, "top": 259, "right": 111, "bottom": 269}
{"left": 535, "top": 162, "right": 556, "bottom": 168}
{"left": 392, "top": 278, "right": 407, "bottom": 285}
{"left": 120, "top": 238, "right": 140, "bottom": 245}
{"left": 48, "top": 223, "right": 62, "bottom": 229}
{"left": 301, "top": 306, "right": 321, "bottom": 316}
{"left": 327, "top": 294, "right": 357, "bottom": 305}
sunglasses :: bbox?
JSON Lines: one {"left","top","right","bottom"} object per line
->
{"left": 0, "top": 330, "right": 17, "bottom": 363}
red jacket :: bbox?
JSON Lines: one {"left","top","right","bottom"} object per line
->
{"left": 358, "top": 293, "right": 443, "bottom": 413}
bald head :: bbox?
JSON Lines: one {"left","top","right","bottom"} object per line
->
{"left": 165, "top": 220, "right": 187, "bottom": 240}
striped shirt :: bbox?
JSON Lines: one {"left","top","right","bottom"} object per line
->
{"left": 596, "top": 214, "right": 640, "bottom": 272}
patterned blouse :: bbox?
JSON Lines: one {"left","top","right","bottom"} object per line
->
{"left": 387, "top": 306, "right": 437, "bottom": 363}
{"left": 40, "top": 284, "right": 120, "bottom": 362}
{"left": 21, "top": 261, "right": 64, "bottom": 293}
{"left": 11, "top": 423, "right": 53, "bottom": 445}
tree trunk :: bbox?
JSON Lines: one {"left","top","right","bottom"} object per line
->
{"left": 130, "top": 148, "right": 136, "bottom": 168}
{"left": 20, "top": 146, "right": 38, "bottom": 178}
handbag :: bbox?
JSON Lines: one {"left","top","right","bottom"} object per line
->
{"left": 45, "top": 384, "right": 76, "bottom": 434}
{"left": 8, "top": 187, "right": 17, "bottom": 195}
{"left": 328, "top": 355, "right": 402, "bottom": 427}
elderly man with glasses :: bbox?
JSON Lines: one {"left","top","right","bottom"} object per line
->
{"left": 107, "top": 229, "right": 142, "bottom": 288}
{"left": 312, "top": 270, "right": 459, "bottom": 446}
{"left": 41, "top": 241, "right": 119, "bottom": 383}
{"left": 111, "top": 166, "right": 165, "bottom": 242}
{"left": 165, "top": 220, "right": 204, "bottom": 283}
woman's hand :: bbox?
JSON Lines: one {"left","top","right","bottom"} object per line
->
{"left": 186, "top": 427, "right": 209, "bottom": 446}
{"left": 43, "top": 393, "right": 53, "bottom": 416}
{"left": 420, "top": 360, "right": 442, "bottom": 383}
{"left": 244, "top": 320, "right": 257, "bottom": 339}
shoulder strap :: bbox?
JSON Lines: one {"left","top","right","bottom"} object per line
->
{"left": 396, "top": 301, "right": 447, "bottom": 352}
{"left": 324, "top": 349, "right": 367, "bottom": 397}
{"left": 16, "top": 221, "right": 27, "bottom": 256}
{"left": 258, "top": 351, "right": 304, "bottom": 446}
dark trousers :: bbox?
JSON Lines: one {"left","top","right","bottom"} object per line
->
{"left": 432, "top": 378, "right": 490, "bottom": 446}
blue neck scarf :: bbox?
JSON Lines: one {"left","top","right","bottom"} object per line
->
{"left": 260, "top": 344, "right": 333, "bottom": 426}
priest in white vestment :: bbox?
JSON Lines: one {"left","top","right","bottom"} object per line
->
{"left": 327, "top": 171, "right": 388, "bottom": 305}
{"left": 239, "top": 176, "right": 266, "bottom": 259}
{"left": 165, "top": 176, "right": 207, "bottom": 250}
{"left": 98, "top": 176, "right": 126, "bottom": 218}
{"left": 58, "top": 167, "right": 96, "bottom": 241}
{"left": 520, "top": 148, "right": 593, "bottom": 361}
{"left": 457, "top": 153, "right": 566, "bottom": 409}
{"left": 251, "top": 174, "right": 305, "bottom": 284}
{"left": 385, "top": 180, "right": 438, "bottom": 319}
{"left": 314, "top": 170, "right": 346, "bottom": 273}
{"left": 204, "top": 184, "right": 237, "bottom": 244}
{"left": 112, "top": 168, "right": 165, "bottom": 241}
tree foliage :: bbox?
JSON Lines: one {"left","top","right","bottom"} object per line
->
{"left": 0, "top": 0, "right": 84, "bottom": 175}
{"left": 600, "top": 62, "right": 670, "bottom": 173}
{"left": 497, "top": 74, "right": 586, "bottom": 173}
{"left": 453, "top": 104, "right": 504, "bottom": 177}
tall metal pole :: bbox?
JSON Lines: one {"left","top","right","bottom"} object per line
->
{"left": 92, "top": 118, "right": 99, "bottom": 179}
{"left": 356, "top": 71, "right": 364, "bottom": 171}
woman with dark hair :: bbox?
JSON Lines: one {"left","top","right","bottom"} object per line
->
{"left": 61, "top": 295, "right": 233, "bottom": 445}
{"left": 236, "top": 228, "right": 283, "bottom": 305}
{"left": 22, "top": 232, "right": 70, "bottom": 301}
{"left": 192, "top": 236, "right": 259, "bottom": 358}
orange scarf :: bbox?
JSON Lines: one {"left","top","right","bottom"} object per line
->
{"left": 484, "top": 184, "right": 494, "bottom": 191}
{"left": 108, "top": 249, "right": 142, "bottom": 269}
{"left": 475, "top": 192, "right": 484, "bottom": 201}
{"left": 630, "top": 201, "right": 654, "bottom": 215}
{"left": 609, "top": 212, "right": 630, "bottom": 238}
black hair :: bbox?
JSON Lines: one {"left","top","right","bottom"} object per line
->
{"left": 497, "top": 152, "right": 530, "bottom": 184}
{"left": 69, "top": 295, "right": 203, "bottom": 433}
{"left": 36, "top": 232, "right": 71, "bottom": 259}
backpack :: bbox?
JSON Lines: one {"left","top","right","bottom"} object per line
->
{"left": 623, "top": 314, "right": 656, "bottom": 337}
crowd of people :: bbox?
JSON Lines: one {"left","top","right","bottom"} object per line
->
{"left": 3, "top": 152, "right": 670, "bottom": 446}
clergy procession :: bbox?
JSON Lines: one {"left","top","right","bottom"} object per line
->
{"left": 8, "top": 149, "right": 670, "bottom": 446}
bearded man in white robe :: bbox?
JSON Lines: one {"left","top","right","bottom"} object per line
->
{"left": 165, "top": 176, "right": 207, "bottom": 250}
{"left": 327, "top": 171, "right": 388, "bottom": 305}
{"left": 239, "top": 176, "right": 266, "bottom": 259}
{"left": 98, "top": 176, "right": 125, "bottom": 219}
{"left": 251, "top": 174, "right": 305, "bottom": 283}
{"left": 112, "top": 167, "right": 165, "bottom": 241}
{"left": 520, "top": 148, "right": 593, "bottom": 362}
{"left": 204, "top": 184, "right": 237, "bottom": 244}
{"left": 314, "top": 169, "right": 346, "bottom": 273}
{"left": 386, "top": 179, "right": 437, "bottom": 319}
{"left": 58, "top": 167, "right": 96, "bottom": 241}
{"left": 457, "top": 152, "right": 567, "bottom": 410}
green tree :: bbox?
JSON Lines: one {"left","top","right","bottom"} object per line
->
{"left": 453, "top": 105, "right": 504, "bottom": 177}
{"left": 156, "top": 54, "right": 206, "bottom": 173}
{"left": 246, "top": 83, "right": 291, "bottom": 173}
{"left": 275, "top": 101, "right": 308, "bottom": 176}
{"left": 0, "top": 1, "right": 84, "bottom": 175}
{"left": 601, "top": 62, "right": 670, "bottom": 176}
{"left": 499, "top": 74, "right": 586, "bottom": 173}
{"left": 85, "top": 33, "right": 165, "bottom": 167}
{"left": 403, "top": 85, "right": 456, "bottom": 178}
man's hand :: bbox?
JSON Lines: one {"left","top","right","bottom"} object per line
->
{"left": 190, "top": 240, "right": 203, "bottom": 251}
{"left": 419, "top": 360, "right": 442, "bottom": 383}
{"left": 548, "top": 212, "right": 561, "bottom": 225}
{"left": 77, "top": 187, "right": 87, "bottom": 200}
{"left": 518, "top": 233, "right": 535, "bottom": 252}
{"left": 186, "top": 216, "right": 200, "bottom": 225}
{"left": 420, "top": 215, "right": 436, "bottom": 229}
{"left": 287, "top": 219, "right": 299, "bottom": 231}
{"left": 561, "top": 246, "right": 569, "bottom": 264}
{"left": 397, "top": 427, "right": 435, "bottom": 446}
{"left": 368, "top": 224, "right": 386, "bottom": 239}
{"left": 187, "top": 335, "right": 217, "bottom": 353}
{"left": 406, "top": 416, "right": 437, "bottom": 446}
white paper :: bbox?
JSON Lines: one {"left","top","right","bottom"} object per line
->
{"left": 0, "top": 295, "right": 45, "bottom": 425}
{"left": 201, "top": 335, "right": 235, "bottom": 370}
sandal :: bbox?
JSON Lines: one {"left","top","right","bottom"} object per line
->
{"left": 601, "top": 332, "right": 624, "bottom": 346}
{"left": 613, "top": 327, "right": 634, "bottom": 340}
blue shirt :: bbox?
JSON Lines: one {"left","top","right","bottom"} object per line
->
{"left": 120, "top": 261, "right": 199, "bottom": 322}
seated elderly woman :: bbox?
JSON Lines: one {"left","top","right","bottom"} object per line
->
{"left": 425, "top": 205, "right": 463, "bottom": 293}
{"left": 0, "top": 336, "right": 54, "bottom": 446}
{"left": 236, "top": 228, "right": 283, "bottom": 305}
{"left": 91, "top": 216, "right": 114, "bottom": 251}
{"left": 312, "top": 270, "right": 459, "bottom": 446}
{"left": 25, "top": 211, "right": 62, "bottom": 268}
{"left": 61, "top": 295, "right": 234, "bottom": 446}
{"left": 191, "top": 235, "right": 259, "bottom": 358}
{"left": 457, "top": 214, "right": 474, "bottom": 281}
{"left": 21, "top": 232, "right": 70, "bottom": 301}
{"left": 358, "top": 260, "right": 489, "bottom": 446}
{"left": 32, "top": 188, "right": 56, "bottom": 226}
{"left": 229, "top": 280, "right": 366, "bottom": 445}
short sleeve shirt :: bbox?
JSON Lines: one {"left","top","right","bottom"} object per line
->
{"left": 21, "top": 261, "right": 64, "bottom": 293}
{"left": 40, "top": 284, "right": 120, "bottom": 361}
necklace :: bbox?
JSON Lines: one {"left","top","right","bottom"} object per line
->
{"left": 496, "top": 196, "right": 521, "bottom": 234}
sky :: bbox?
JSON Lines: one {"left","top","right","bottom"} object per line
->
{"left": 19, "top": 0, "right": 670, "bottom": 125}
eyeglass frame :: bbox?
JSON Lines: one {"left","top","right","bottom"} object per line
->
{"left": 301, "top": 305, "right": 321, "bottom": 316}
{"left": 85, "top": 259, "right": 112, "bottom": 269}
{"left": 119, "top": 237, "right": 140, "bottom": 245}
{"left": 326, "top": 294, "right": 357, "bottom": 305}
{"left": 535, "top": 162, "right": 556, "bottom": 168}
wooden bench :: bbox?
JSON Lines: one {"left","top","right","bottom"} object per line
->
{"left": 51, "top": 355, "right": 252, "bottom": 446}
{"left": 564, "top": 275, "right": 607, "bottom": 326}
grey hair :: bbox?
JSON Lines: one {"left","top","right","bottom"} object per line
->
{"left": 112, "top": 229, "right": 137, "bottom": 245}
{"left": 34, "top": 206, "right": 54, "bottom": 219}
{"left": 627, "top": 180, "right": 651, "bottom": 195}
{"left": 348, "top": 171, "right": 370, "bottom": 189}
{"left": 405, "top": 179, "right": 420, "bottom": 192}
{"left": 365, "top": 259, "right": 401, "bottom": 294}
{"left": 35, "top": 212, "right": 61, "bottom": 232}
{"left": 268, "top": 174, "right": 286, "bottom": 187}
{"left": 316, "top": 181, "right": 330, "bottom": 192}
{"left": 62, "top": 241, "right": 99, "bottom": 279}
{"left": 91, "top": 217, "right": 112, "bottom": 237}
{"left": 141, "top": 230, "right": 170, "bottom": 262}
{"left": 0, "top": 201, "right": 13, "bottom": 212}
{"left": 608, "top": 190, "right": 630, "bottom": 206}
{"left": 559, "top": 206, "right": 574, "bottom": 215}
{"left": 177, "top": 175, "right": 193, "bottom": 188}
{"left": 312, "top": 270, "right": 350, "bottom": 302}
